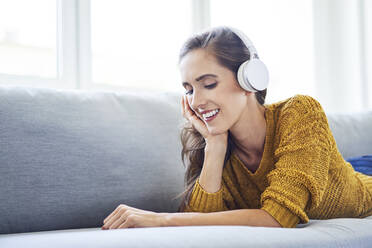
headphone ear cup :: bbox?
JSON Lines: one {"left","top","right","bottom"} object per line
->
{"left": 237, "top": 59, "right": 269, "bottom": 92}
{"left": 237, "top": 60, "right": 255, "bottom": 92}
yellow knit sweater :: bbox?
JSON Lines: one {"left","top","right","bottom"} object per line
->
{"left": 184, "top": 94, "right": 372, "bottom": 228}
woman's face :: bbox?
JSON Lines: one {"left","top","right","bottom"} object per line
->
{"left": 179, "top": 49, "right": 250, "bottom": 135}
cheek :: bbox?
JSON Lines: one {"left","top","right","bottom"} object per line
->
{"left": 224, "top": 91, "right": 246, "bottom": 109}
{"left": 223, "top": 96, "right": 247, "bottom": 121}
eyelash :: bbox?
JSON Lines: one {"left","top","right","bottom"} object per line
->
{"left": 185, "top": 83, "right": 217, "bottom": 95}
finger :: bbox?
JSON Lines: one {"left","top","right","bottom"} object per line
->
{"left": 182, "top": 95, "right": 188, "bottom": 118}
{"left": 113, "top": 210, "right": 136, "bottom": 229}
{"left": 190, "top": 115, "right": 204, "bottom": 129}
{"left": 181, "top": 96, "right": 185, "bottom": 117}
{"left": 184, "top": 96, "right": 196, "bottom": 119}
{"left": 103, "top": 206, "right": 121, "bottom": 224}
{"left": 104, "top": 204, "right": 137, "bottom": 224}
{"left": 182, "top": 96, "right": 194, "bottom": 121}
{"left": 110, "top": 214, "right": 127, "bottom": 229}
{"left": 184, "top": 95, "right": 190, "bottom": 112}
{"left": 104, "top": 208, "right": 126, "bottom": 228}
{"left": 118, "top": 216, "right": 134, "bottom": 229}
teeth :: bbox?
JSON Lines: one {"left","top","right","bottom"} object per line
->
{"left": 202, "top": 109, "right": 219, "bottom": 119}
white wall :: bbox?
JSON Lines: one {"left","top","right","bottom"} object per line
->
{"left": 313, "top": 0, "right": 369, "bottom": 114}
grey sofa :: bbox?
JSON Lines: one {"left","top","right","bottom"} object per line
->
{"left": 0, "top": 85, "right": 371, "bottom": 248}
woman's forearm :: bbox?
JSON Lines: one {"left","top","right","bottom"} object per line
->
{"left": 198, "top": 142, "right": 227, "bottom": 193}
{"left": 162, "top": 209, "right": 282, "bottom": 228}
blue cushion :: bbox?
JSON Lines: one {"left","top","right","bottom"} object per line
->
{"left": 346, "top": 155, "right": 372, "bottom": 175}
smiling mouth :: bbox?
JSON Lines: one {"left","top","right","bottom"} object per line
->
{"left": 202, "top": 109, "right": 220, "bottom": 122}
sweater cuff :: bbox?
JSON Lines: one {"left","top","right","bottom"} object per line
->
{"left": 187, "top": 178, "right": 225, "bottom": 213}
{"left": 261, "top": 198, "right": 300, "bottom": 228}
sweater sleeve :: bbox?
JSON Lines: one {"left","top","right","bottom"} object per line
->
{"left": 260, "top": 95, "right": 332, "bottom": 228}
{"left": 183, "top": 177, "right": 229, "bottom": 213}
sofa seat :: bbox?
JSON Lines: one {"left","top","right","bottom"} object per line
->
{"left": 1, "top": 216, "right": 371, "bottom": 248}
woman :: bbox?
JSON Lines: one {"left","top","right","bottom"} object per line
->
{"left": 102, "top": 26, "right": 372, "bottom": 229}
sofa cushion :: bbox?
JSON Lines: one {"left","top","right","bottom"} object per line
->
{"left": 346, "top": 155, "right": 372, "bottom": 175}
{"left": 0, "top": 216, "right": 371, "bottom": 248}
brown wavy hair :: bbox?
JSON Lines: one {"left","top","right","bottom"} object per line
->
{"left": 174, "top": 26, "right": 267, "bottom": 212}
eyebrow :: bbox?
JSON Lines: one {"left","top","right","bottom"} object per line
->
{"left": 182, "top": 74, "right": 218, "bottom": 88}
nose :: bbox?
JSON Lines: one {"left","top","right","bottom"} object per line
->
{"left": 189, "top": 89, "right": 207, "bottom": 113}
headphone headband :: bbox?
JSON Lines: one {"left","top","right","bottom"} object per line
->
{"left": 229, "top": 27, "right": 258, "bottom": 59}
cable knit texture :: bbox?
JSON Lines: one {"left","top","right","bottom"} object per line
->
{"left": 183, "top": 95, "right": 372, "bottom": 228}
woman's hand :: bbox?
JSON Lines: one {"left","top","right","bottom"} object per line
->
{"left": 102, "top": 204, "right": 166, "bottom": 229}
{"left": 181, "top": 95, "right": 228, "bottom": 147}
{"left": 181, "top": 95, "right": 210, "bottom": 139}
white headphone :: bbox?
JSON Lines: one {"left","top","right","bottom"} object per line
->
{"left": 230, "top": 27, "right": 269, "bottom": 92}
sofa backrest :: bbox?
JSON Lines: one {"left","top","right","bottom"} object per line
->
{"left": 326, "top": 112, "right": 372, "bottom": 159}
{"left": 0, "top": 86, "right": 185, "bottom": 234}
{"left": 0, "top": 86, "right": 371, "bottom": 234}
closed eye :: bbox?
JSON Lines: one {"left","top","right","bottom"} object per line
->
{"left": 185, "top": 83, "right": 217, "bottom": 95}
{"left": 205, "top": 83, "right": 217, "bottom": 89}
